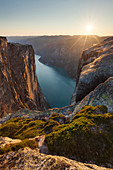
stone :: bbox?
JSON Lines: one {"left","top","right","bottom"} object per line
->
{"left": 71, "top": 36, "right": 113, "bottom": 104}
{"left": 73, "top": 77, "right": 113, "bottom": 114}
{"left": 0, "top": 37, "right": 49, "bottom": 118}
{"left": 0, "top": 147, "right": 111, "bottom": 169}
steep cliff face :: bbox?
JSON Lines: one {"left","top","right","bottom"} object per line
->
{"left": 71, "top": 37, "right": 113, "bottom": 105}
{"left": 8, "top": 35, "right": 105, "bottom": 79}
{"left": 0, "top": 37, "right": 49, "bottom": 118}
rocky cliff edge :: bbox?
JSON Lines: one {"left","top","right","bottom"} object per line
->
{"left": 71, "top": 36, "right": 113, "bottom": 112}
{"left": 0, "top": 37, "right": 49, "bottom": 118}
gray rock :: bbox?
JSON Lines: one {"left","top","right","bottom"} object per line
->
{"left": 71, "top": 37, "right": 113, "bottom": 104}
{"left": 73, "top": 77, "right": 113, "bottom": 114}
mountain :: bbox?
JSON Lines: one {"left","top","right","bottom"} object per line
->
{"left": 71, "top": 36, "right": 113, "bottom": 112}
{"left": 0, "top": 37, "right": 49, "bottom": 118}
{"left": 8, "top": 35, "right": 106, "bottom": 79}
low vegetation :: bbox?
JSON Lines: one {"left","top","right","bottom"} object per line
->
{"left": 0, "top": 113, "right": 66, "bottom": 140}
{"left": 0, "top": 105, "right": 113, "bottom": 167}
{"left": 46, "top": 105, "right": 113, "bottom": 166}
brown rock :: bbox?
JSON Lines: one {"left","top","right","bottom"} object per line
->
{"left": 0, "top": 37, "right": 49, "bottom": 117}
{"left": 0, "top": 147, "right": 111, "bottom": 170}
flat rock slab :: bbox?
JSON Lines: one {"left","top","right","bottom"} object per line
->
{"left": 0, "top": 147, "right": 111, "bottom": 170}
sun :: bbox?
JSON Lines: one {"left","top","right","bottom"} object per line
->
{"left": 86, "top": 25, "right": 92, "bottom": 31}
{"left": 86, "top": 25, "right": 93, "bottom": 34}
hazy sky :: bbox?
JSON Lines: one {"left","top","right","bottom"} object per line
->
{"left": 0, "top": 0, "right": 113, "bottom": 36}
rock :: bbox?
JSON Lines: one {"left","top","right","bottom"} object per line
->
{"left": 0, "top": 135, "right": 48, "bottom": 154}
{"left": 0, "top": 104, "right": 75, "bottom": 124}
{"left": 0, "top": 37, "right": 49, "bottom": 118}
{"left": 71, "top": 37, "right": 113, "bottom": 104}
{"left": 0, "top": 147, "right": 111, "bottom": 169}
{"left": 73, "top": 77, "right": 113, "bottom": 114}
{"left": 0, "top": 137, "right": 21, "bottom": 148}
{"left": 29, "top": 135, "right": 49, "bottom": 154}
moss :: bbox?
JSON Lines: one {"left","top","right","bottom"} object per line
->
{"left": 45, "top": 106, "right": 113, "bottom": 166}
{"left": 43, "top": 119, "right": 60, "bottom": 134}
{"left": 49, "top": 113, "right": 68, "bottom": 124}
{"left": 0, "top": 105, "right": 113, "bottom": 166}
{"left": 94, "top": 105, "right": 108, "bottom": 113}
{"left": 0, "top": 117, "right": 60, "bottom": 139}
{"left": 50, "top": 113, "right": 65, "bottom": 119}
{"left": 0, "top": 118, "right": 45, "bottom": 139}
{"left": 71, "top": 105, "right": 108, "bottom": 122}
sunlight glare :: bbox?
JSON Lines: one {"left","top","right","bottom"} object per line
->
{"left": 86, "top": 25, "right": 92, "bottom": 32}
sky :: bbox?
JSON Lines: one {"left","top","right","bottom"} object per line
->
{"left": 0, "top": 0, "right": 113, "bottom": 36}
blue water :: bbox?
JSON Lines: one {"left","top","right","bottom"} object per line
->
{"left": 35, "top": 55, "right": 76, "bottom": 108}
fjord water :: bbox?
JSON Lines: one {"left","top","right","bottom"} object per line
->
{"left": 35, "top": 55, "right": 76, "bottom": 108}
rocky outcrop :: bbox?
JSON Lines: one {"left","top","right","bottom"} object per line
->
{"left": 73, "top": 77, "right": 113, "bottom": 114}
{"left": 0, "top": 137, "right": 21, "bottom": 148}
{"left": 0, "top": 147, "right": 110, "bottom": 170}
{"left": 8, "top": 35, "right": 105, "bottom": 78}
{"left": 0, "top": 104, "right": 75, "bottom": 124}
{"left": 0, "top": 135, "right": 48, "bottom": 154}
{"left": 71, "top": 36, "right": 113, "bottom": 104}
{"left": 0, "top": 37, "right": 49, "bottom": 118}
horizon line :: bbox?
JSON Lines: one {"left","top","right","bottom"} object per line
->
{"left": 2, "top": 34, "right": 113, "bottom": 37}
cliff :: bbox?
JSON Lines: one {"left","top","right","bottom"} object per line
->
{"left": 71, "top": 36, "right": 113, "bottom": 111}
{"left": 8, "top": 35, "right": 106, "bottom": 79}
{"left": 0, "top": 37, "right": 49, "bottom": 118}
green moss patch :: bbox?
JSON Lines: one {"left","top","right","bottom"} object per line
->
{"left": 45, "top": 105, "right": 113, "bottom": 166}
